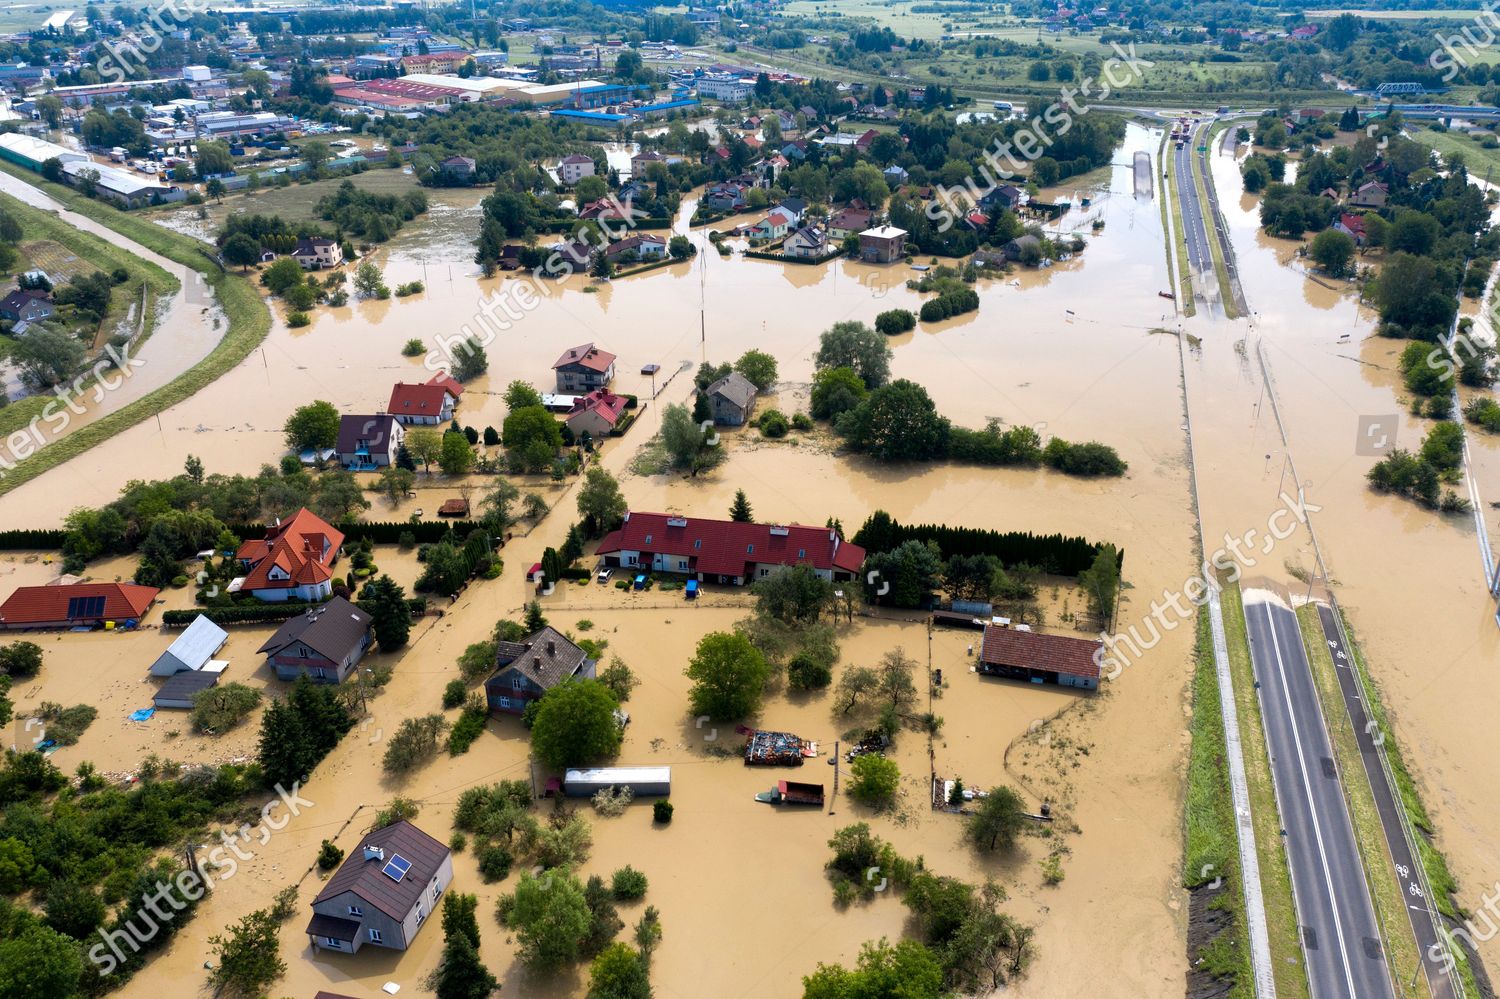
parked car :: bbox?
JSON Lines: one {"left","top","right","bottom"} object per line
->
{"left": 596, "top": 567, "right": 613, "bottom": 584}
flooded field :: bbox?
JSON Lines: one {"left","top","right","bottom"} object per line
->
{"left": 3, "top": 112, "right": 1496, "bottom": 996}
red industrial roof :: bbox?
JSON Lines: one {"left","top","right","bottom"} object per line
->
{"left": 979, "top": 624, "right": 1102, "bottom": 681}
{"left": 553, "top": 343, "right": 616, "bottom": 373}
{"left": 389, "top": 381, "right": 454, "bottom": 416}
{"left": 596, "top": 511, "right": 865, "bottom": 578}
{"left": 236, "top": 508, "right": 343, "bottom": 594}
{"left": 0, "top": 582, "right": 158, "bottom": 626}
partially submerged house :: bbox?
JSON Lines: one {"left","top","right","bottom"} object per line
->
{"left": 484, "top": 626, "right": 596, "bottom": 714}
{"left": 293, "top": 237, "right": 343, "bottom": 270}
{"left": 565, "top": 389, "right": 628, "bottom": 438}
{"left": 977, "top": 621, "right": 1102, "bottom": 690}
{"left": 306, "top": 820, "right": 453, "bottom": 954}
{"left": 705, "top": 371, "right": 758, "bottom": 426}
{"left": 553, "top": 343, "right": 617, "bottom": 393}
{"left": 337, "top": 414, "right": 405, "bottom": 471}
{"left": 257, "top": 596, "right": 373, "bottom": 683}
{"left": 596, "top": 512, "right": 866, "bottom": 586}
{"left": 858, "top": 225, "right": 908, "bottom": 263}
{"left": 0, "top": 582, "right": 158, "bottom": 630}
{"left": 387, "top": 380, "right": 458, "bottom": 426}
{"left": 783, "top": 226, "right": 827, "bottom": 259}
{"left": 149, "top": 614, "right": 228, "bottom": 676}
{"left": 153, "top": 665, "right": 226, "bottom": 709}
{"left": 235, "top": 508, "right": 343, "bottom": 603}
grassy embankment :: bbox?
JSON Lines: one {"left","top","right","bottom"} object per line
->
{"left": 1300, "top": 605, "right": 1482, "bottom": 999}
{"left": 0, "top": 192, "right": 180, "bottom": 441}
{"left": 1220, "top": 582, "right": 1311, "bottom": 999}
{"left": 1184, "top": 603, "right": 1253, "bottom": 996}
{"left": 0, "top": 159, "right": 271, "bottom": 499}
{"left": 1293, "top": 605, "right": 1423, "bottom": 993}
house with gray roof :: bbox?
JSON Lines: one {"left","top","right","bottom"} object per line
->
{"left": 257, "top": 597, "right": 372, "bottom": 683}
{"left": 484, "top": 626, "right": 596, "bottom": 714}
{"left": 336, "top": 414, "right": 404, "bottom": 471}
{"left": 705, "top": 371, "right": 758, "bottom": 426}
{"left": 306, "top": 820, "right": 453, "bottom": 954}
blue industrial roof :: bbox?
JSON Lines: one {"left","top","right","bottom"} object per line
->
{"left": 551, "top": 109, "right": 630, "bottom": 123}
{"left": 634, "top": 99, "right": 700, "bottom": 114}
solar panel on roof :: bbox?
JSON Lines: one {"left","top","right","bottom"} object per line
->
{"left": 382, "top": 854, "right": 412, "bottom": 882}
{"left": 66, "top": 595, "right": 105, "bottom": 619}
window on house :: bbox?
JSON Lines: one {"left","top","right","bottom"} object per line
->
{"left": 746, "top": 544, "right": 754, "bottom": 554}
{"left": 497, "top": 696, "right": 511, "bottom": 709}
{"left": 644, "top": 535, "right": 653, "bottom": 544}
{"left": 511, "top": 677, "right": 524, "bottom": 690}
{"left": 694, "top": 539, "right": 702, "bottom": 549}
{"left": 324, "top": 937, "right": 343, "bottom": 949}
{"left": 348, "top": 905, "right": 363, "bottom": 917}
{"left": 368, "top": 928, "right": 382, "bottom": 943}
{"left": 798, "top": 549, "right": 806, "bottom": 559}
{"left": 298, "top": 647, "right": 308, "bottom": 658}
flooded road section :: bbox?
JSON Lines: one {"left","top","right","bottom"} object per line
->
{"left": 1188, "top": 139, "right": 1500, "bottom": 973}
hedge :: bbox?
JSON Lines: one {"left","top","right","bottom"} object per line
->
{"left": 161, "top": 597, "right": 427, "bottom": 628}
{"left": 0, "top": 529, "right": 66, "bottom": 550}
{"left": 851, "top": 512, "right": 1120, "bottom": 579}
{"left": 743, "top": 247, "right": 846, "bottom": 265}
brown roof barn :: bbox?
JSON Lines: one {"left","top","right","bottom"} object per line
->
{"left": 978, "top": 622, "right": 1102, "bottom": 690}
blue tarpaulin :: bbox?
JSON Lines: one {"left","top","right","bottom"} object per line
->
{"left": 128, "top": 708, "right": 155, "bottom": 722}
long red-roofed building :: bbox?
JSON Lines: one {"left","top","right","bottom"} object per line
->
{"left": 978, "top": 621, "right": 1102, "bottom": 690}
{"left": 0, "top": 582, "right": 158, "bottom": 630}
{"left": 235, "top": 508, "right": 344, "bottom": 603}
{"left": 596, "top": 511, "right": 865, "bottom": 586}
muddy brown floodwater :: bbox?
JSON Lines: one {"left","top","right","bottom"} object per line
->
{"left": 6, "top": 116, "right": 1492, "bottom": 996}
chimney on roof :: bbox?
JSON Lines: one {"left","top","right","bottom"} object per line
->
{"left": 363, "top": 846, "right": 385, "bottom": 862}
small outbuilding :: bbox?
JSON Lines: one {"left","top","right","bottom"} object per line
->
{"left": 153, "top": 664, "right": 225, "bottom": 709}
{"left": 150, "top": 614, "right": 229, "bottom": 676}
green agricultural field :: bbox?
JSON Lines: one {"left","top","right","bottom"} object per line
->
{"left": 1412, "top": 126, "right": 1500, "bottom": 182}
{"left": 170, "top": 167, "right": 422, "bottom": 231}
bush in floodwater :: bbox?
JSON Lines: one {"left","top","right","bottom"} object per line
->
{"left": 652, "top": 800, "right": 673, "bottom": 824}
{"left": 286, "top": 311, "right": 310, "bottom": 328}
{"left": 317, "top": 840, "right": 344, "bottom": 871}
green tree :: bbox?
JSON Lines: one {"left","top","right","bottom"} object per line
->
{"left": 966, "top": 785, "right": 1027, "bottom": 851}
{"left": 1309, "top": 229, "right": 1355, "bottom": 277}
{"left": 223, "top": 232, "right": 261, "bottom": 271}
{"left": 848, "top": 753, "right": 900, "bottom": 808}
{"left": 660, "top": 402, "right": 709, "bottom": 468}
{"left": 283, "top": 401, "right": 340, "bottom": 452}
{"left": 435, "top": 932, "right": 500, "bottom": 999}
{"left": 864, "top": 539, "right": 943, "bottom": 608}
{"left": 442, "top": 892, "right": 482, "bottom": 949}
{"left": 378, "top": 466, "right": 415, "bottom": 507}
{"left": 836, "top": 380, "right": 950, "bottom": 462}
{"left": 810, "top": 366, "right": 868, "bottom": 420}
{"left": 874, "top": 309, "right": 916, "bottom": 336}
{"left": 354, "top": 260, "right": 389, "bottom": 299}
{"left": 1077, "top": 543, "right": 1120, "bottom": 625}
{"left": 261, "top": 257, "right": 305, "bottom": 295}
{"left": 362, "top": 574, "right": 411, "bottom": 651}
{"left": 752, "top": 565, "right": 832, "bottom": 623}
{"left": 453, "top": 337, "right": 489, "bottom": 382}
{"left": 801, "top": 938, "right": 944, "bottom": 999}
{"left": 504, "top": 380, "right": 543, "bottom": 410}
{"left": 440, "top": 432, "right": 474, "bottom": 475}
{"left": 0, "top": 643, "right": 43, "bottom": 679}
{"left": 815, "top": 321, "right": 892, "bottom": 388}
{"left": 506, "top": 869, "right": 592, "bottom": 969}
{"left": 729, "top": 489, "right": 753, "bottom": 523}
{"left": 685, "top": 632, "right": 770, "bottom": 721}
{"left": 588, "top": 942, "right": 652, "bottom": 999}
{"left": 577, "top": 467, "right": 627, "bottom": 534}
{"left": 503, "top": 406, "right": 563, "bottom": 472}
{"left": 530, "top": 678, "right": 622, "bottom": 769}
{"left": 0, "top": 926, "right": 83, "bottom": 999}
{"left": 733, "top": 349, "right": 779, "bottom": 391}
{"left": 407, "top": 427, "right": 443, "bottom": 472}
{"left": 190, "top": 682, "right": 262, "bottom": 734}
{"left": 209, "top": 907, "right": 285, "bottom": 998}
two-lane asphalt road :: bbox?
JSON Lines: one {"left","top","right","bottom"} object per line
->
{"left": 1173, "top": 133, "right": 1212, "bottom": 280}
{"left": 1245, "top": 596, "right": 1395, "bottom": 999}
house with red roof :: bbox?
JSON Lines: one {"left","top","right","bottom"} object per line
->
{"left": 565, "top": 389, "right": 628, "bottom": 438}
{"left": 235, "top": 508, "right": 345, "bottom": 603}
{"left": 1335, "top": 212, "right": 1368, "bottom": 246}
{"left": 596, "top": 511, "right": 866, "bottom": 586}
{"left": 0, "top": 582, "right": 158, "bottom": 630}
{"left": 553, "top": 343, "right": 617, "bottom": 392}
{"left": 978, "top": 621, "right": 1102, "bottom": 690}
{"left": 387, "top": 380, "right": 458, "bottom": 425}
{"left": 747, "top": 209, "right": 792, "bottom": 241}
